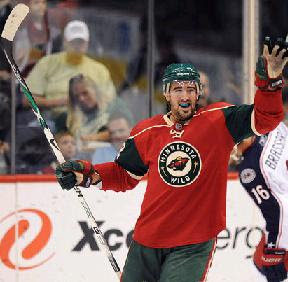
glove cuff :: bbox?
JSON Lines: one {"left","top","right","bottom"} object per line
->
{"left": 77, "top": 160, "right": 95, "bottom": 176}
{"left": 255, "top": 55, "right": 284, "bottom": 91}
{"left": 255, "top": 73, "right": 283, "bottom": 91}
{"left": 260, "top": 247, "right": 286, "bottom": 266}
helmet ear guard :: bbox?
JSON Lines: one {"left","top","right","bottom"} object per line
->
{"left": 163, "top": 82, "right": 171, "bottom": 94}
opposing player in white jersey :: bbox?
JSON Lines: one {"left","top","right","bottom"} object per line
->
{"left": 238, "top": 87, "right": 288, "bottom": 282}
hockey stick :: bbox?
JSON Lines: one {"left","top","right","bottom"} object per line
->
{"left": 1, "top": 4, "right": 121, "bottom": 279}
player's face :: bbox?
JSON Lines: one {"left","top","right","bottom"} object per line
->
{"left": 164, "top": 80, "right": 199, "bottom": 122}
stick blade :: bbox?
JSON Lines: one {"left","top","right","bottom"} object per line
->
{"left": 1, "top": 3, "right": 29, "bottom": 41}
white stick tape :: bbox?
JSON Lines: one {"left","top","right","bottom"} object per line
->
{"left": 1, "top": 4, "right": 29, "bottom": 41}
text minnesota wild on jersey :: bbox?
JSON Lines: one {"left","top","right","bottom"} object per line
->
{"left": 158, "top": 141, "right": 202, "bottom": 187}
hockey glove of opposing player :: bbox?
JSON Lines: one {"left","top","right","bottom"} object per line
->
{"left": 254, "top": 239, "right": 287, "bottom": 282}
{"left": 55, "top": 160, "right": 95, "bottom": 190}
{"left": 255, "top": 36, "right": 288, "bottom": 91}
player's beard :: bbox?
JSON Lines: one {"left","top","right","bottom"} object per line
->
{"left": 65, "top": 52, "right": 84, "bottom": 65}
{"left": 169, "top": 102, "right": 196, "bottom": 122}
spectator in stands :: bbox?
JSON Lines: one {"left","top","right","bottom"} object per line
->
{"left": 119, "top": 18, "right": 147, "bottom": 93}
{"left": 56, "top": 74, "right": 131, "bottom": 151}
{"left": 0, "top": 0, "right": 12, "bottom": 81}
{"left": 197, "top": 71, "right": 212, "bottom": 108}
{"left": 49, "top": 0, "right": 78, "bottom": 31}
{"left": 25, "top": 20, "right": 115, "bottom": 122}
{"left": 92, "top": 113, "right": 132, "bottom": 164}
{"left": 41, "top": 131, "right": 77, "bottom": 174}
{"left": 15, "top": 126, "right": 54, "bottom": 174}
{"left": 0, "top": 1, "right": 12, "bottom": 174}
{"left": 0, "top": 81, "right": 11, "bottom": 140}
{"left": 0, "top": 141, "right": 9, "bottom": 174}
{"left": 14, "top": 0, "right": 62, "bottom": 77}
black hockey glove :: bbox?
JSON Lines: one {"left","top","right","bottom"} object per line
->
{"left": 55, "top": 160, "right": 95, "bottom": 190}
{"left": 255, "top": 36, "right": 288, "bottom": 91}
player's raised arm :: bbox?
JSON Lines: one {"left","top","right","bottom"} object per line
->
{"left": 219, "top": 36, "right": 287, "bottom": 145}
{"left": 252, "top": 36, "right": 287, "bottom": 134}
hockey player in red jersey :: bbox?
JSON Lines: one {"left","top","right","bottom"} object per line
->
{"left": 56, "top": 37, "right": 288, "bottom": 281}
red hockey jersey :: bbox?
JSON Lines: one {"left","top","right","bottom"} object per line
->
{"left": 95, "top": 89, "right": 284, "bottom": 248}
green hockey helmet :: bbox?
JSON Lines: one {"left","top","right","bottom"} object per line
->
{"left": 162, "top": 63, "right": 201, "bottom": 94}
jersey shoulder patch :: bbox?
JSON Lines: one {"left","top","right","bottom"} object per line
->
{"left": 240, "top": 168, "right": 257, "bottom": 184}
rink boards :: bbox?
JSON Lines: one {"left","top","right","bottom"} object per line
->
{"left": 0, "top": 177, "right": 270, "bottom": 282}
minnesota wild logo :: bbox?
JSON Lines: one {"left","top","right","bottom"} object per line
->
{"left": 158, "top": 141, "right": 202, "bottom": 187}
{"left": 167, "top": 156, "right": 189, "bottom": 171}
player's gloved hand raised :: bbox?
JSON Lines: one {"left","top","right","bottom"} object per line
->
{"left": 55, "top": 160, "right": 96, "bottom": 190}
{"left": 254, "top": 242, "right": 287, "bottom": 282}
{"left": 255, "top": 36, "right": 288, "bottom": 91}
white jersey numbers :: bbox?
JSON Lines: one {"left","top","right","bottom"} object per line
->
{"left": 251, "top": 185, "right": 270, "bottom": 204}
